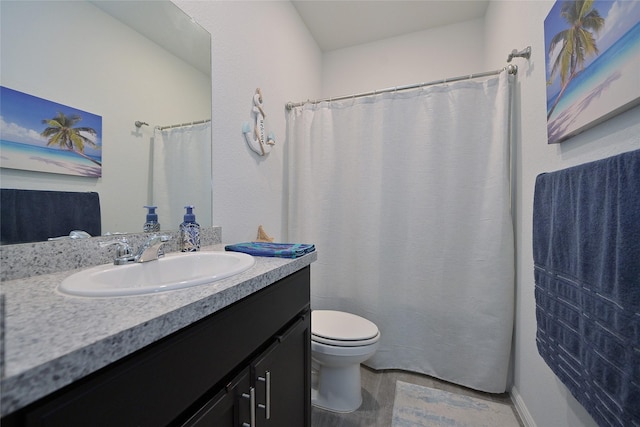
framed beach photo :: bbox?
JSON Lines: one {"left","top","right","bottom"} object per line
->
{"left": 0, "top": 86, "right": 102, "bottom": 177}
{"left": 544, "top": 0, "right": 640, "bottom": 144}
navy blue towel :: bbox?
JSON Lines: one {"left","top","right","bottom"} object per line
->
{"left": 225, "top": 242, "right": 315, "bottom": 258}
{"left": 533, "top": 149, "right": 640, "bottom": 427}
{"left": 0, "top": 189, "right": 101, "bottom": 244}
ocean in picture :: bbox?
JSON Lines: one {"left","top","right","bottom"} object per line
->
{"left": 546, "top": 20, "right": 640, "bottom": 143}
{"left": 0, "top": 139, "right": 102, "bottom": 177}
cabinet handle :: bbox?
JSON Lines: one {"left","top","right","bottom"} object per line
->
{"left": 257, "top": 371, "right": 271, "bottom": 419}
{"left": 241, "top": 387, "right": 256, "bottom": 427}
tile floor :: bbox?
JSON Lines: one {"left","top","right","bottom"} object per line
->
{"left": 311, "top": 366, "right": 524, "bottom": 427}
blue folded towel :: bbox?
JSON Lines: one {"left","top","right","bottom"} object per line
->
{"left": 225, "top": 242, "right": 315, "bottom": 258}
{"left": 533, "top": 149, "right": 640, "bottom": 427}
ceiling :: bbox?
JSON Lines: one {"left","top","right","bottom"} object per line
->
{"left": 291, "top": 0, "right": 490, "bottom": 52}
{"left": 90, "top": 1, "right": 211, "bottom": 76}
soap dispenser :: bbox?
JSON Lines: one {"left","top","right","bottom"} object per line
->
{"left": 179, "top": 205, "right": 200, "bottom": 252}
{"left": 143, "top": 206, "right": 160, "bottom": 233}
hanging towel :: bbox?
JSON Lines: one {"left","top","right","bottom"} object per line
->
{"left": 0, "top": 189, "right": 101, "bottom": 244}
{"left": 532, "top": 149, "right": 640, "bottom": 427}
{"left": 225, "top": 242, "right": 315, "bottom": 258}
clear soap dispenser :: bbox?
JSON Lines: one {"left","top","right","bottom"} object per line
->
{"left": 143, "top": 206, "right": 160, "bottom": 232}
{"left": 179, "top": 205, "right": 200, "bottom": 252}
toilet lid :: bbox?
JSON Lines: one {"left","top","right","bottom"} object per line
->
{"left": 312, "top": 310, "right": 379, "bottom": 345}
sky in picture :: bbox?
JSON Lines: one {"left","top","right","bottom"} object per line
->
{"left": 0, "top": 86, "right": 102, "bottom": 157}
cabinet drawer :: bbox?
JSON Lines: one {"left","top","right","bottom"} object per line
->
{"left": 11, "top": 267, "right": 310, "bottom": 427}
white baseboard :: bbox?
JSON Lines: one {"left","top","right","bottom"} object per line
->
{"left": 510, "top": 386, "right": 537, "bottom": 427}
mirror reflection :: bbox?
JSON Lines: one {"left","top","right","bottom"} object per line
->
{"left": 0, "top": 0, "right": 212, "bottom": 243}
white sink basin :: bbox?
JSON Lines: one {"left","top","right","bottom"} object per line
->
{"left": 59, "top": 251, "right": 255, "bottom": 297}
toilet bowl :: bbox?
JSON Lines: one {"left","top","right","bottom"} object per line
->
{"left": 311, "top": 310, "right": 380, "bottom": 413}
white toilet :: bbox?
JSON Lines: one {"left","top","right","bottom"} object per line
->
{"left": 311, "top": 310, "right": 380, "bottom": 413}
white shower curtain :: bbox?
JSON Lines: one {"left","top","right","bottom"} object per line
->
{"left": 286, "top": 71, "right": 514, "bottom": 393}
{"left": 152, "top": 122, "right": 212, "bottom": 229}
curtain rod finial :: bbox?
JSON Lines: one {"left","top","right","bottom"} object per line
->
{"left": 507, "top": 46, "right": 531, "bottom": 63}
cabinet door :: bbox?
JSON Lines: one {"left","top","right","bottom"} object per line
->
{"left": 182, "top": 367, "right": 253, "bottom": 427}
{"left": 253, "top": 313, "right": 311, "bottom": 427}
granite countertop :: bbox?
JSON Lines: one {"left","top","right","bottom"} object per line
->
{"left": 0, "top": 244, "right": 317, "bottom": 417}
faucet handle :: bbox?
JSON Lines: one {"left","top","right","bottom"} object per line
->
{"left": 99, "top": 238, "right": 133, "bottom": 258}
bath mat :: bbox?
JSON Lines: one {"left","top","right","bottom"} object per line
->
{"left": 391, "top": 381, "right": 520, "bottom": 427}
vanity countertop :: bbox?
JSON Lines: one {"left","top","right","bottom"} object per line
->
{"left": 0, "top": 244, "right": 317, "bottom": 417}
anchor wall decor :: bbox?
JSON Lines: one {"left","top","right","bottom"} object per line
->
{"left": 243, "top": 88, "right": 275, "bottom": 156}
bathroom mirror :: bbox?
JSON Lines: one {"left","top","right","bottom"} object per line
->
{"left": 0, "top": 0, "right": 212, "bottom": 242}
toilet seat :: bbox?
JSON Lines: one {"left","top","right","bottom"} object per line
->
{"left": 312, "top": 310, "right": 380, "bottom": 347}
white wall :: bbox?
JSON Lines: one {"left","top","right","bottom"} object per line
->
{"left": 484, "top": 2, "right": 640, "bottom": 427}
{"left": 173, "top": 0, "right": 322, "bottom": 244}
{"left": 0, "top": 1, "right": 210, "bottom": 234}
{"left": 176, "top": 1, "right": 640, "bottom": 426}
{"left": 322, "top": 18, "right": 485, "bottom": 97}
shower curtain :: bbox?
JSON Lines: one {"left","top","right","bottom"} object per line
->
{"left": 152, "top": 122, "right": 212, "bottom": 229}
{"left": 286, "top": 71, "right": 514, "bottom": 393}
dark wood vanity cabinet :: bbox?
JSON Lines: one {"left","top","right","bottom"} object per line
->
{"left": 2, "top": 267, "right": 311, "bottom": 427}
{"left": 184, "top": 315, "right": 310, "bottom": 427}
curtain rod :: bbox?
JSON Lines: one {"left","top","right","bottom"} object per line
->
{"left": 286, "top": 63, "right": 518, "bottom": 110}
{"left": 156, "top": 119, "right": 211, "bottom": 130}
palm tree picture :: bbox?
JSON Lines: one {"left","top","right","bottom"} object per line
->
{"left": 546, "top": 0, "right": 604, "bottom": 120}
{"left": 0, "top": 86, "right": 102, "bottom": 177}
{"left": 41, "top": 112, "right": 101, "bottom": 166}
{"left": 544, "top": 0, "right": 640, "bottom": 144}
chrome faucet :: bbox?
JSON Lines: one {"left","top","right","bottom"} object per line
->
{"left": 100, "top": 235, "right": 170, "bottom": 265}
